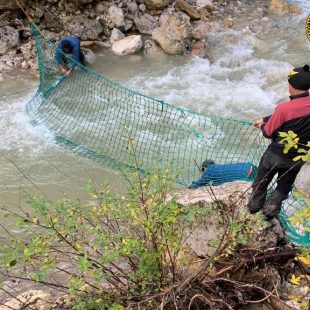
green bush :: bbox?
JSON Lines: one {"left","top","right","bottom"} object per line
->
{"left": 0, "top": 169, "right": 213, "bottom": 309}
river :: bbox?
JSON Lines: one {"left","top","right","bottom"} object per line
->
{"left": 0, "top": 0, "right": 309, "bottom": 227}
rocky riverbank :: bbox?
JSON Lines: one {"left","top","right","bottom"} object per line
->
{"left": 0, "top": 0, "right": 302, "bottom": 73}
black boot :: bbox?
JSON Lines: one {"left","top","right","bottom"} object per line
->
{"left": 247, "top": 190, "right": 267, "bottom": 214}
{"left": 263, "top": 191, "right": 288, "bottom": 220}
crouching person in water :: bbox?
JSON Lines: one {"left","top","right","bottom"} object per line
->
{"left": 55, "top": 37, "right": 85, "bottom": 76}
{"left": 190, "top": 160, "right": 256, "bottom": 189}
{"left": 248, "top": 64, "right": 310, "bottom": 220}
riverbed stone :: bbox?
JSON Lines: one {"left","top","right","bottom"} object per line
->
{"left": 108, "top": 5, "right": 125, "bottom": 29}
{"left": 20, "top": 41, "right": 35, "bottom": 60}
{"left": 111, "top": 35, "right": 143, "bottom": 55}
{"left": 196, "top": 0, "right": 214, "bottom": 10}
{"left": 0, "top": 26, "right": 19, "bottom": 55}
{"left": 134, "top": 14, "right": 157, "bottom": 35}
{"left": 191, "top": 40, "right": 207, "bottom": 58}
{"left": 175, "top": 0, "right": 200, "bottom": 20}
{"left": 137, "top": 0, "right": 172, "bottom": 10}
{"left": 2, "top": 290, "right": 51, "bottom": 310}
{"left": 110, "top": 28, "right": 125, "bottom": 42}
{"left": 192, "top": 20, "right": 220, "bottom": 40}
{"left": 288, "top": 5, "right": 301, "bottom": 15}
{"left": 143, "top": 39, "right": 163, "bottom": 55}
{"left": 269, "top": 0, "right": 288, "bottom": 14}
{"left": 127, "top": 1, "right": 139, "bottom": 14}
{"left": 152, "top": 12, "right": 192, "bottom": 55}
{"left": 82, "top": 48, "right": 96, "bottom": 64}
{"left": 295, "top": 162, "right": 310, "bottom": 196}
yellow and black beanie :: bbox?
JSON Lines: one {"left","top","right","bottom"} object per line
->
{"left": 288, "top": 65, "right": 310, "bottom": 90}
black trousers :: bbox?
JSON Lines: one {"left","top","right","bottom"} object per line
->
{"left": 252, "top": 148, "right": 304, "bottom": 195}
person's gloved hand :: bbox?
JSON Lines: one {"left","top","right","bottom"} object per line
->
{"left": 253, "top": 118, "right": 264, "bottom": 128}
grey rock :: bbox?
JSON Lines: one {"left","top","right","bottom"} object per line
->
{"left": 158, "top": 12, "right": 170, "bottom": 26}
{"left": 110, "top": 28, "right": 125, "bottom": 42}
{"left": 196, "top": 0, "right": 214, "bottom": 10}
{"left": 143, "top": 39, "right": 163, "bottom": 55}
{"left": 192, "top": 20, "right": 220, "bottom": 40}
{"left": 127, "top": 1, "right": 139, "bottom": 14}
{"left": 108, "top": 6, "right": 125, "bottom": 29}
{"left": 82, "top": 47, "right": 96, "bottom": 64}
{"left": 0, "top": 26, "right": 19, "bottom": 55}
{"left": 20, "top": 41, "right": 35, "bottom": 60}
{"left": 95, "top": 3, "right": 106, "bottom": 14}
{"left": 21, "top": 26, "right": 32, "bottom": 38}
{"left": 65, "top": 15, "right": 104, "bottom": 40}
{"left": 21, "top": 60, "right": 30, "bottom": 69}
{"left": 134, "top": 14, "right": 157, "bottom": 35}
{"left": 44, "top": 11, "right": 63, "bottom": 33}
{"left": 137, "top": 0, "right": 172, "bottom": 10}
{"left": 295, "top": 162, "right": 310, "bottom": 196}
{"left": 139, "top": 3, "right": 147, "bottom": 12}
{"left": 124, "top": 19, "right": 133, "bottom": 31}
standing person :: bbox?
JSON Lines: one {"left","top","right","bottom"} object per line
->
{"left": 248, "top": 65, "right": 310, "bottom": 219}
{"left": 55, "top": 37, "right": 85, "bottom": 76}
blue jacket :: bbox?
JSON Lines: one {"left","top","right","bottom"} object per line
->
{"left": 190, "top": 162, "right": 256, "bottom": 188}
{"left": 55, "top": 37, "right": 81, "bottom": 69}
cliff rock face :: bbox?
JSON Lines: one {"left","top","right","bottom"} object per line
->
{"left": 152, "top": 12, "right": 192, "bottom": 54}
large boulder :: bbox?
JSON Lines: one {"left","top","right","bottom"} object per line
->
{"left": 0, "top": 26, "right": 19, "bottom": 55}
{"left": 152, "top": 12, "right": 192, "bottom": 55}
{"left": 136, "top": 0, "right": 172, "bottom": 10}
{"left": 134, "top": 14, "right": 157, "bottom": 35}
{"left": 111, "top": 35, "right": 143, "bottom": 56}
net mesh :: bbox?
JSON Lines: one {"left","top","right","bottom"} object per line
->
{"left": 26, "top": 25, "right": 309, "bottom": 247}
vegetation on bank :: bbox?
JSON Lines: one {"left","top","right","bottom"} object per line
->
{"left": 0, "top": 167, "right": 308, "bottom": 309}
{"left": 0, "top": 133, "right": 309, "bottom": 309}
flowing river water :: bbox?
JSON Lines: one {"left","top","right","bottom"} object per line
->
{"left": 0, "top": 0, "right": 309, "bottom": 229}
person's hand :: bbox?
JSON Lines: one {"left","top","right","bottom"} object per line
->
{"left": 253, "top": 118, "right": 264, "bottom": 128}
{"left": 60, "top": 67, "right": 67, "bottom": 75}
{"left": 64, "top": 69, "right": 72, "bottom": 76}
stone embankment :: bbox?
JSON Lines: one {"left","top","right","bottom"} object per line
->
{"left": 0, "top": 0, "right": 301, "bottom": 73}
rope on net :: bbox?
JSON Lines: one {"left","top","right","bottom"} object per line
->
{"left": 26, "top": 24, "right": 309, "bottom": 247}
